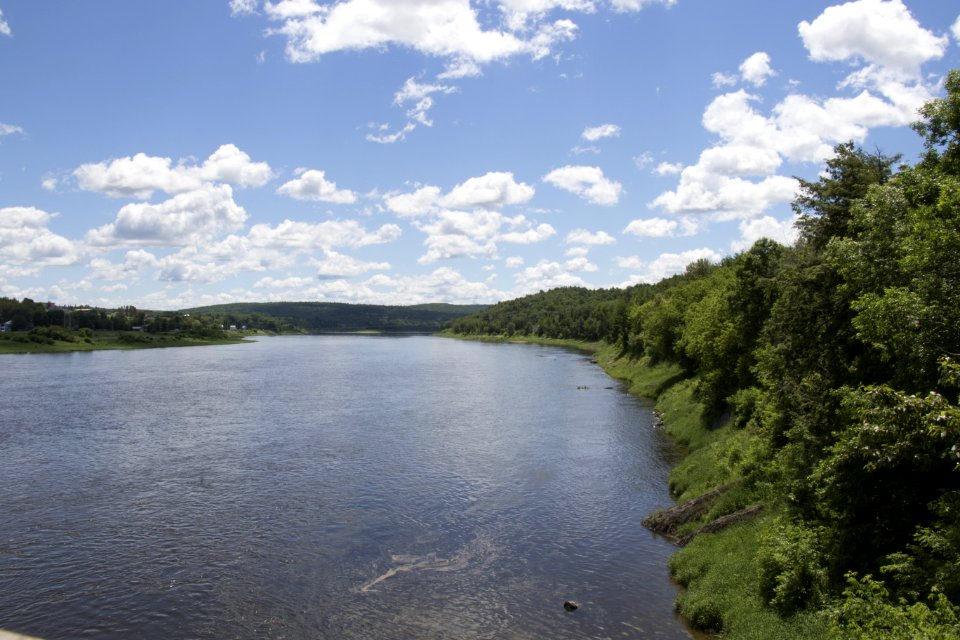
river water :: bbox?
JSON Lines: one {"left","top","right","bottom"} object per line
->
{"left": 0, "top": 335, "right": 694, "bottom": 639}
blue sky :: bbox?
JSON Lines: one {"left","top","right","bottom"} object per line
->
{"left": 1, "top": 0, "right": 958, "bottom": 309}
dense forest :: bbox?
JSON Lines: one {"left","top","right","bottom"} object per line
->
{"left": 450, "top": 71, "right": 960, "bottom": 637}
{"left": 181, "top": 301, "right": 487, "bottom": 333}
{"left": 0, "top": 299, "right": 486, "bottom": 341}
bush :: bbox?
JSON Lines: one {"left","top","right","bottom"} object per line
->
{"left": 757, "top": 519, "right": 828, "bottom": 615}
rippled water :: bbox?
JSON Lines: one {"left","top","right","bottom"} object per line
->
{"left": 0, "top": 336, "right": 694, "bottom": 639}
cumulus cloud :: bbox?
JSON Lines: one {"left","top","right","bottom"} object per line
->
{"left": 798, "top": 0, "right": 947, "bottom": 79}
{"left": 310, "top": 250, "right": 391, "bottom": 278}
{"left": 384, "top": 172, "right": 548, "bottom": 264}
{"left": 441, "top": 171, "right": 536, "bottom": 209}
{"left": 565, "top": 228, "right": 615, "bottom": 245}
{"left": 0, "top": 8, "right": 10, "bottom": 36}
{"left": 277, "top": 168, "right": 358, "bottom": 204}
{"left": 654, "top": 161, "right": 683, "bottom": 176}
{"left": 86, "top": 184, "right": 248, "bottom": 247}
{"left": 384, "top": 185, "right": 444, "bottom": 217}
{"left": 653, "top": 1, "right": 946, "bottom": 222}
{"left": 581, "top": 123, "right": 621, "bottom": 141}
{"left": 543, "top": 165, "right": 622, "bottom": 205}
{"left": 731, "top": 215, "right": 799, "bottom": 252}
{"left": 514, "top": 259, "right": 588, "bottom": 293}
{"left": 247, "top": 218, "right": 401, "bottom": 251}
{"left": 74, "top": 144, "right": 274, "bottom": 199}
{"left": 618, "top": 248, "right": 722, "bottom": 285}
{"left": 623, "top": 216, "right": 698, "bottom": 238}
{"left": 0, "top": 207, "right": 81, "bottom": 266}
{"left": 505, "top": 256, "right": 525, "bottom": 268}
{"left": 739, "top": 52, "right": 775, "bottom": 86}
{"left": 262, "top": 0, "right": 574, "bottom": 65}
{"left": 953, "top": 15, "right": 960, "bottom": 42}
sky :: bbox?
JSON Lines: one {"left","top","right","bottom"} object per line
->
{"left": 1, "top": 0, "right": 958, "bottom": 309}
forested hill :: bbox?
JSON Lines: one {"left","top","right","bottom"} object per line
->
{"left": 181, "top": 301, "right": 487, "bottom": 333}
{"left": 449, "top": 71, "right": 960, "bottom": 638}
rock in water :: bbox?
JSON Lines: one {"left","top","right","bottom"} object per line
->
{"left": 563, "top": 600, "right": 579, "bottom": 611}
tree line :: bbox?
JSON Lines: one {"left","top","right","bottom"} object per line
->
{"left": 451, "top": 70, "right": 960, "bottom": 635}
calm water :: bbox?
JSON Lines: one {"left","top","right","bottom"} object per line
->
{"left": 0, "top": 336, "right": 693, "bottom": 639}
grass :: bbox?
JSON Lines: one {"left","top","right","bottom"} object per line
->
{"left": 670, "top": 514, "right": 829, "bottom": 639}
{"left": 0, "top": 331, "right": 247, "bottom": 354}
{"left": 436, "top": 330, "right": 603, "bottom": 353}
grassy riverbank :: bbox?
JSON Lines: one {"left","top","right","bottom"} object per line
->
{"left": 441, "top": 332, "right": 830, "bottom": 638}
{"left": 0, "top": 328, "right": 248, "bottom": 355}
{"left": 596, "top": 348, "right": 828, "bottom": 639}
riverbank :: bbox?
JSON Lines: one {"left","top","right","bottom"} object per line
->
{"left": 0, "top": 329, "right": 249, "bottom": 355}
{"left": 440, "top": 332, "right": 829, "bottom": 638}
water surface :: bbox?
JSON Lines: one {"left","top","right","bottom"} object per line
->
{"left": 0, "top": 336, "right": 692, "bottom": 639}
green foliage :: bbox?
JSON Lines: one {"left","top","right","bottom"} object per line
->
{"left": 757, "top": 519, "right": 828, "bottom": 615}
{"left": 186, "top": 301, "right": 486, "bottom": 334}
{"left": 670, "top": 515, "right": 829, "bottom": 639}
{"left": 828, "top": 574, "right": 960, "bottom": 640}
{"left": 427, "top": 72, "right": 960, "bottom": 639}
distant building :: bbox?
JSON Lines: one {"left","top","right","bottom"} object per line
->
{"left": 0, "top": 320, "right": 12, "bottom": 333}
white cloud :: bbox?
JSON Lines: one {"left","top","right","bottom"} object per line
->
{"left": 0, "top": 207, "right": 81, "bottom": 266}
{"left": 699, "top": 144, "right": 782, "bottom": 176}
{"left": 514, "top": 259, "right": 588, "bottom": 293}
{"left": 441, "top": 171, "right": 535, "bottom": 209}
{"left": 739, "top": 52, "right": 775, "bottom": 87}
{"left": 565, "top": 228, "right": 615, "bottom": 245}
{"left": 366, "top": 122, "right": 417, "bottom": 144}
{"left": 652, "top": 0, "right": 946, "bottom": 224}
{"left": 310, "top": 250, "right": 391, "bottom": 278}
{"left": 86, "top": 184, "right": 248, "bottom": 247}
{"left": 499, "top": 222, "right": 556, "bottom": 244}
{"left": 0, "top": 122, "right": 24, "bottom": 136}
{"left": 253, "top": 276, "right": 316, "bottom": 289}
{"left": 622, "top": 217, "right": 689, "bottom": 238}
{"left": 361, "top": 267, "right": 505, "bottom": 304}
{"left": 395, "top": 77, "right": 458, "bottom": 104}
{"left": 581, "top": 123, "right": 621, "bottom": 141}
{"left": 543, "top": 165, "right": 622, "bottom": 205}
{"left": 499, "top": 0, "right": 596, "bottom": 31}
{"left": 73, "top": 144, "right": 274, "bottom": 199}
{"left": 633, "top": 152, "right": 654, "bottom": 169}
{"left": 618, "top": 248, "right": 722, "bottom": 285}
{"left": 384, "top": 185, "right": 443, "bottom": 217}
{"left": 268, "top": 1, "right": 531, "bottom": 64}
{"left": 264, "top": 1, "right": 324, "bottom": 19}
{"left": 654, "top": 161, "right": 683, "bottom": 176}
{"left": 247, "top": 218, "right": 401, "bottom": 251}
{"left": 230, "top": 0, "right": 259, "bottom": 16}
{"left": 505, "top": 256, "right": 525, "bottom": 268}
{"left": 711, "top": 71, "right": 737, "bottom": 88}
{"left": 88, "top": 250, "right": 159, "bottom": 281}
{"left": 798, "top": 0, "right": 948, "bottom": 79}
{"left": 731, "top": 215, "right": 799, "bottom": 252}
{"left": 953, "top": 15, "right": 960, "bottom": 42}
{"left": 609, "top": 0, "right": 676, "bottom": 11}
{"left": 652, "top": 165, "right": 798, "bottom": 220}
{"left": 277, "top": 168, "right": 358, "bottom": 204}
{"left": 194, "top": 144, "right": 275, "bottom": 187}
{"left": 0, "top": 8, "right": 10, "bottom": 36}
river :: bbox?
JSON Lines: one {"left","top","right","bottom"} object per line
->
{"left": 0, "top": 335, "right": 695, "bottom": 639}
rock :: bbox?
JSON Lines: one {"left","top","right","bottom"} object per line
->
{"left": 563, "top": 600, "right": 579, "bottom": 611}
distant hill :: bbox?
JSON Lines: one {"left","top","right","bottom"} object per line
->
{"left": 180, "top": 301, "right": 489, "bottom": 333}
